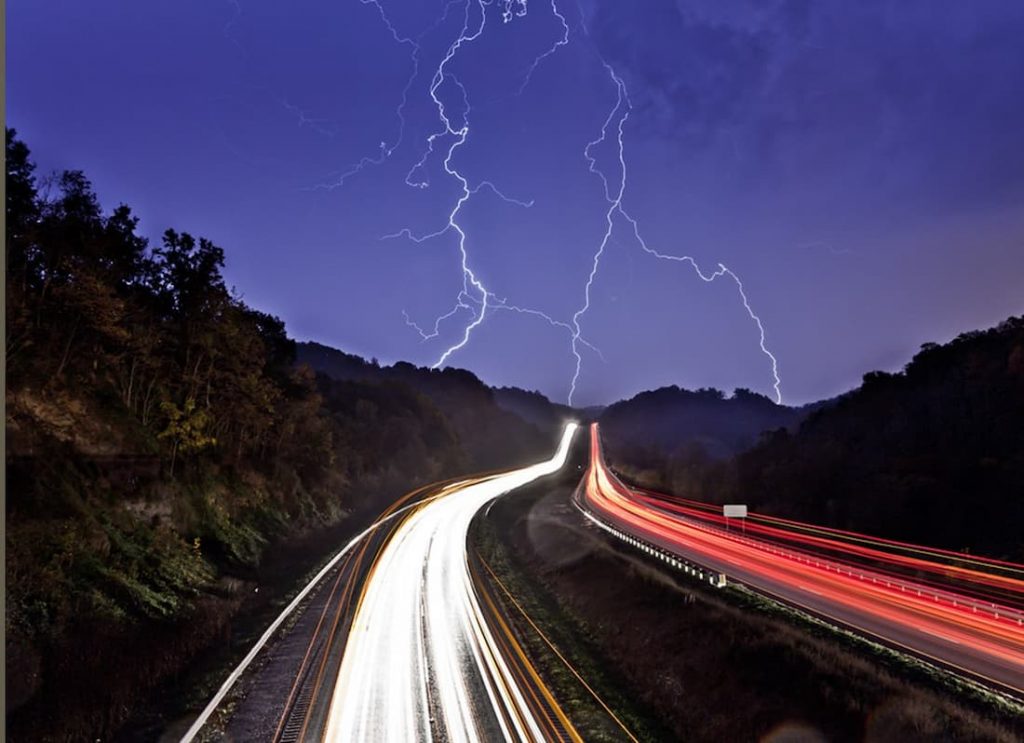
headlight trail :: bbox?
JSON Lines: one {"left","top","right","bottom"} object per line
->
{"left": 180, "top": 475, "right": 482, "bottom": 743}
{"left": 322, "top": 423, "right": 579, "bottom": 742}
{"left": 579, "top": 423, "right": 1024, "bottom": 697}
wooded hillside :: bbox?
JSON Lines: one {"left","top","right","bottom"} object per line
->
{"left": 3, "top": 129, "right": 549, "bottom": 740}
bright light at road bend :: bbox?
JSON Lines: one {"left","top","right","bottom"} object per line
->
{"left": 323, "top": 423, "right": 578, "bottom": 742}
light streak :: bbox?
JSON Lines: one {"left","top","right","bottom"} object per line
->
{"left": 628, "top": 486, "right": 1024, "bottom": 605}
{"left": 324, "top": 423, "right": 579, "bottom": 741}
{"left": 180, "top": 476, "right": 495, "bottom": 743}
{"left": 581, "top": 424, "right": 1024, "bottom": 694}
{"left": 476, "top": 555, "right": 639, "bottom": 742}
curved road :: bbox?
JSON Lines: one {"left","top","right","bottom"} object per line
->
{"left": 580, "top": 423, "right": 1024, "bottom": 696}
{"left": 322, "top": 423, "right": 580, "bottom": 742}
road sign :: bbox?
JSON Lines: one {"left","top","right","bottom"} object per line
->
{"left": 723, "top": 504, "right": 748, "bottom": 518}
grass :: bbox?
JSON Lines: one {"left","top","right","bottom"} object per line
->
{"left": 726, "top": 583, "right": 1024, "bottom": 718}
{"left": 470, "top": 484, "right": 674, "bottom": 742}
{"left": 474, "top": 473, "right": 1024, "bottom": 742}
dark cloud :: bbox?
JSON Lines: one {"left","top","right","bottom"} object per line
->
{"left": 587, "top": 0, "right": 1024, "bottom": 209}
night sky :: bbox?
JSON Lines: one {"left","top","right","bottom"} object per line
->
{"left": 9, "top": 0, "right": 1024, "bottom": 406}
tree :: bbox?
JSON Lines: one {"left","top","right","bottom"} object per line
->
{"left": 158, "top": 398, "right": 216, "bottom": 477}
{"left": 6, "top": 129, "right": 39, "bottom": 266}
{"left": 6, "top": 130, "right": 40, "bottom": 366}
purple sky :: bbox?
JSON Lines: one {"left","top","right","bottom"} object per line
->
{"left": 9, "top": 0, "right": 1024, "bottom": 406}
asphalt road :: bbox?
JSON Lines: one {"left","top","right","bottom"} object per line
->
{"left": 318, "top": 423, "right": 580, "bottom": 742}
{"left": 580, "top": 423, "right": 1024, "bottom": 696}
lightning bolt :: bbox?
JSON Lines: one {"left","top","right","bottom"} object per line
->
{"left": 500, "top": 1, "right": 528, "bottom": 23}
{"left": 386, "top": 175, "right": 603, "bottom": 368}
{"left": 354, "top": 0, "right": 781, "bottom": 405}
{"left": 623, "top": 218, "right": 783, "bottom": 404}
{"left": 222, "top": 0, "right": 244, "bottom": 55}
{"left": 402, "top": 291, "right": 604, "bottom": 363}
{"left": 279, "top": 98, "right": 338, "bottom": 138}
{"left": 568, "top": 61, "right": 783, "bottom": 405}
{"left": 394, "top": 0, "right": 491, "bottom": 369}
{"left": 313, "top": 0, "right": 466, "bottom": 191}
{"left": 386, "top": 0, "right": 587, "bottom": 379}
{"left": 491, "top": 298, "right": 607, "bottom": 363}
{"left": 569, "top": 64, "right": 629, "bottom": 405}
{"left": 516, "top": 0, "right": 570, "bottom": 95}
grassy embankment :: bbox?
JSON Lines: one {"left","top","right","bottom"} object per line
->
{"left": 473, "top": 475, "right": 1024, "bottom": 742}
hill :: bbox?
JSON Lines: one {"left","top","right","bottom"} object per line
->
{"left": 599, "top": 386, "right": 811, "bottom": 462}
{"left": 731, "top": 317, "right": 1024, "bottom": 558}
{"left": 609, "top": 317, "right": 1024, "bottom": 560}
{"left": 1, "top": 128, "right": 557, "bottom": 741}
{"left": 297, "top": 342, "right": 561, "bottom": 469}
{"left": 492, "top": 386, "right": 575, "bottom": 429}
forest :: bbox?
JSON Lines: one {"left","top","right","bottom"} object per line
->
{"left": 7, "top": 122, "right": 1021, "bottom": 739}
{"left": 604, "top": 316, "right": 1024, "bottom": 560}
{"left": 3, "top": 129, "right": 548, "bottom": 740}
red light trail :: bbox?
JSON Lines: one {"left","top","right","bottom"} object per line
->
{"left": 579, "top": 424, "right": 1024, "bottom": 696}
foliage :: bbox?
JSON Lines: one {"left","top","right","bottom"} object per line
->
{"left": 599, "top": 384, "right": 807, "bottom": 461}
{"left": 730, "top": 317, "right": 1024, "bottom": 558}
{"left": 608, "top": 317, "right": 1024, "bottom": 560}
{"left": 3, "top": 129, "right": 531, "bottom": 738}
{"left": 298, "top": 341, "right": 555, "bottom": 470}
{"left": 158, "top": 397, "right": 217, "bottom": 471}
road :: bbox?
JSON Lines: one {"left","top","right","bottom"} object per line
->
{"left": 320, "top": 422, "right": 580, "bottom": 742}
{"left": 579, "top": 423, "right": 1024, "bottom": 696}
{"left": 184, "top": 425, "right": 581, "bottom": 742}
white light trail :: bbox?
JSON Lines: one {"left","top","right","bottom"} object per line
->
{"left": 324, "top": 423, "right": 578, "bottom": 742}
{"left": 180, "top": 478, "right": 493, "bottom": 743}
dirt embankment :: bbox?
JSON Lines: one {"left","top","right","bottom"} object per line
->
{"left": 482, "top": 477, "right": 1023, "bottom": 742}
{"left": 111, "top": 496, "right": 411, "bottom": 742}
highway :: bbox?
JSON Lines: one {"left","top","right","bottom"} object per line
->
{"left": 320, "top": 422, "right": 580, "bottom": 742}
{"left": 187, "top": 425, "right": 582, "bottom": 742}
{"left": 579, "top": 423, "right": 1024, "bottom": 696}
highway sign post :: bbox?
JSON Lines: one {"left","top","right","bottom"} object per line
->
{"left": 723, "top": 504, "right": 748, "bottom": 533}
